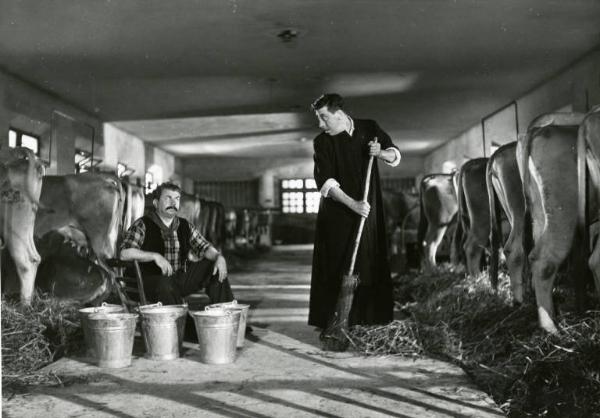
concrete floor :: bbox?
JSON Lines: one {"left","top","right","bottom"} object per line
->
{"left": 3, "top": 245, "right": 503, "bottom": 417}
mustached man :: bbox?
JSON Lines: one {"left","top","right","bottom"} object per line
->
{"left": 120, "top": 182, "right": 233, "bottom": 305}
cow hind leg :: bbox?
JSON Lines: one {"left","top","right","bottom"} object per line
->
{"left": 529, "top": 241, "right": 567, "bottom": 333}
{"left": 588, "top": 240, "right": 600, "bottom": 301}
{"left": 422, "top": 225, "right": 446, "bottom": 273}
{"left": 504, "top": 234, "right": 525, "bottom": 304}
{"left": 463, "top": 235, "right": 483, "bottom": 277}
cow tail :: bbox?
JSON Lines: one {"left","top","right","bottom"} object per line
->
{"left": 577, "top": 120, "right": 589, "bottom": 263}
{"left": 417, "top": 177, "right": 428, "bottom": 264}
{"left": 451, "top": 168, "right": 465, "bottom": 266}
{"left": 519, "top": 132, "right": 534, "bottom": 302}
{"left": 486, "top": 157, "right": 501, "bottom": 290}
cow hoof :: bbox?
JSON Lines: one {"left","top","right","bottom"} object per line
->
{"left": 538, "top": 307, "right": 559, "bottom": 334}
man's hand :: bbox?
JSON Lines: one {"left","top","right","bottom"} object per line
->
{"left": 153, "top": 253, "right": 173, "bottom": 276}
{"left": 212, "top": 254, "right": 228, "bottom": 283}
{"left": 368, "top": 140, "right": 381, "bottom": 158}
{"left": 351, "top": 200, "right": 371, "bottom": 218}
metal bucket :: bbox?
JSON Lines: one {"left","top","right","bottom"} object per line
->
{"left": 206, "top": 300, "right": 250, "bottom": 348}
{"left": 87, "top": 312, "right": 138, "bottom": 368}
{"left": 190, "top": 308, "right": 241, "bottom": 364}
{"left": 139, "top": 303, "right": 188, "bottom": 360}
{"left": 79, "top": 303, "right": 126, "bottom": 357}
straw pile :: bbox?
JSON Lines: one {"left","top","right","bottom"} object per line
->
{"left": 345, "top": 319, "right": 423, "bottom": 357}
{"left": 1, "top": 293, "right": 84, "bottom": 394}
{"left": 347, "top": 266, "right": 600, "bottom": 416}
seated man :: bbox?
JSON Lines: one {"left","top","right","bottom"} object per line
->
{"left": 120, "top": 182, "right": 233, "bottom": 305}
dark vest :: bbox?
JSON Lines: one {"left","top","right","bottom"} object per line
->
{"left": 137, "top": 215, "right": 191, "bottom": 277}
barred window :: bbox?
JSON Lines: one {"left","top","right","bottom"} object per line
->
{"left": 281, "top": 178, "right": 320, "bottom": 214}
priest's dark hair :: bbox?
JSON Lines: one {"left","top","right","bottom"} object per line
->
{"left": 311, "top": 93, "right": 344, "bottom": 113}
{"left": 153, "top": 182, "right": 182, "bottom": 200}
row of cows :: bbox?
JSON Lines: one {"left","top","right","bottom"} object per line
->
{"left": 0, "top": 160, "right": 227, "bottom": 305}
{"left": 418, "top": 105, "right": 600, "bottom": 333}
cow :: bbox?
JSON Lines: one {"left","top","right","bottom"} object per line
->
{"left": 34, "top": 173, "right": 124, "bottom": 302}
{"left": 121, "top": 179, "right": 145, "bottom": 232}
{"left": 200, "top": 199, "right": 225, "bottom": 250}
{"left": 417, "top": 173, "right": 458, "bottom": 272}
{"left": 0, "top": 147, "right": 44, "bottom": 304}
{"left": 382, "top": 190, "right": 420, "bottom": 272}
{"left": 578, "top": 105, "right": 600, "bottom": 303}
{"left": 224, "top": 209, "right": 237, "bottom": 250}
{"left": 455, "top": 158, "right": 490, "bottom": 276}
{"left": 517, "top": 112, "right": 588, "bottom": 333}
{"left": 487, "top": 142, "right": 527, "bottom": 303}
{"left": 179, "top": 192, "right": 201, "bottom": 228}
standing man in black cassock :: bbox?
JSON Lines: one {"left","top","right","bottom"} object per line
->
{"left": 308, "top": 93, "right": 401, "bottom": 329}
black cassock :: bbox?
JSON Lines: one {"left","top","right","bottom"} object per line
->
{"left": 308, "top": 118, "right": 398, "bottom": 328}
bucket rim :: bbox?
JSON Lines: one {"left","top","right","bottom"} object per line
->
{"left": 206, "top": 304, "right": 250, "bottom": 311}
{"left": 189, "top": 309, "right": 241, "bottom": 318}
{"left": 87, "top": 312, "right": 139, "bottom": 321}
{"left": 139, "top": 305, "right": 188, "bottom": 315}
{"left": 79, "top": 304, "right": 125, "bottom": 314}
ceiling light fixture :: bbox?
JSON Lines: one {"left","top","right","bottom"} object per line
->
{"left": 277, "top": 29, "right": 298, "bottom": 42}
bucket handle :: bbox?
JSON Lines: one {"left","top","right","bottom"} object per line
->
{"left": 203, "top": 306, "right": 232, "bottom": 315}
{"left": 142, "top": 302, "right": 162, "bottom": 309}
{"left": 205, "top": 300, "right": 238, "bottom": 310}
{"left": 134, "top": 301, "right": 162, "bottom": 314}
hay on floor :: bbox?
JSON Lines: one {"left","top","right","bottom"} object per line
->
{"left": 1, "top": 293, "right": 84, "bottom": 394}
{"left": 346, "top": 266, "right": 600, "bottom": 417}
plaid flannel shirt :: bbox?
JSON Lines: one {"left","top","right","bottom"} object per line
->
{"left": 120, "top": 217, "right": 211, "bottom": 272}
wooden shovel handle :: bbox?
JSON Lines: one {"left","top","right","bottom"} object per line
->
{"left": 347, "top": 137, "right": 377, "bottom": 276}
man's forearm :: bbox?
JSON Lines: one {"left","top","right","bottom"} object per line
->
{"left": 327, "top": 186, "right": 357, "bottom": 210}
{"left": 204, "top": 246, "right": 222, "bottom": 262}
{"left": 120, "top": 248, "right": 158, "bottom": 263}
{"left": 378, "top": 148, "right": 397, "bottom": 164}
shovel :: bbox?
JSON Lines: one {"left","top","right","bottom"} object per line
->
{"left": 321, "top": 137, "right": 377, "bottom": 351}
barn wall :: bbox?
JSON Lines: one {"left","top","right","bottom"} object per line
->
{"left": 0, "top": 69, "right": 103, "bottom": 175}
{"left": 517, "top": 49, "right": 600, "bottom": 129}
{"left": 424, "top": 124, "right": 484, "bottom": 174}
{"left": 424, "top": 48, "right": 600, "bottom": 174}
{"left": 103, "top": 123, "right": 146, "bottom": 183}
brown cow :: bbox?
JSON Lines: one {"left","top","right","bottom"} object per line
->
{"left": 121, "top": 180, "right": 145, "bottom": 232}
{"left": 0, "top": 147, "right": 44, "bottom": 304}
{"left": 202, "top": 200, "right": 225, "bottom": 250}
{"left": 487, "top": 142, "right": 527, "bottom": 303}
{"left": 382, "top": 190, "right": 420, "bottom": 272}
{"left": 224, "top": 209, "right": 237, "bottom": 250}
{"left": 417, "top": 173, "right": 458, "bottom": 272}
{"left": 455, "top": 158, "right": 490, "bottom": 276}
{"left": 34, "top": 173, "right": 124, "bottom": 302}
{"left": 179, "top": 192, "right": 201, "bottom": 228}
{"left": 518, "top": 112, "right": 587, "bottom": 333}
{"left": 578, "top": 105, "right": 600, "bottom": 302}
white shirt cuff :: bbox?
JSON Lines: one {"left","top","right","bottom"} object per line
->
{"left": 320, "top": 178, "right": 340, "bottom": 197}
{"left": 384, "top": 147, "right": 401, "bottom": 167}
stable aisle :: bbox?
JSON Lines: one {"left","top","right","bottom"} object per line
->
{"left": 3, "top": 245, "right": 502, "bottom": 418}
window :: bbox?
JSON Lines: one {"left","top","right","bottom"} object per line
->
{"left": 281, "top": 178, "right": 320, "bottom": 214}
{"left": 8, "top": 128, "right": 39, "bottom": 155}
